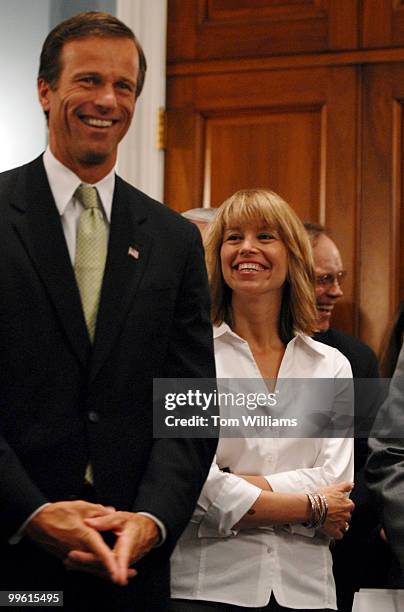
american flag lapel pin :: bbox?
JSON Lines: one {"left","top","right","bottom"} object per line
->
{"left": 128, "top": 245, "right": 140, "bottom": 260}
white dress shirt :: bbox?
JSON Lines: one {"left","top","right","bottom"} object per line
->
{"left": 171, "top": 323, "right": 354, "bottom": 609}
{"left": 43, "top": 147, "right": 114, "bottom": 262}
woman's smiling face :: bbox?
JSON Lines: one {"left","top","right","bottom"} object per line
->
{"left": 220, "top": 222, "right": 288, "bottom": 299}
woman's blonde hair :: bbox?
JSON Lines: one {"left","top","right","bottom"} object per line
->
{"left": 204, "top": 189, "right": 317, "bottom": 343}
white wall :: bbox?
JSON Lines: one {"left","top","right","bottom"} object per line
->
{"left": 117, "top": 0, "right": 167, "bottom": 202}
{"left": 50, "top": 0, "right": 115, "bottom": 27}
{"left": 0, "top": 0, "right": 50, "bottom": 172}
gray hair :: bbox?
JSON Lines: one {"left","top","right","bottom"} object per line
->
{"left": 182, "top": 208, "right": 217, "bottom": 223}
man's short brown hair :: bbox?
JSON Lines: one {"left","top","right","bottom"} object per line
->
{"left": 38, "top": 11, "right": 147, "bottom": 97}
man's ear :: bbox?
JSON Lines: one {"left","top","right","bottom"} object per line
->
{"left": 38, "top": 78, "right": 51, "bottom": 113}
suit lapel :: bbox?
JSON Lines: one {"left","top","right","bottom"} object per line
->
{"left": 90, "top": 176, "right": 153, "bottom": 382}
{"left": 11, "top": 157, "right": 90, "bottom": 367}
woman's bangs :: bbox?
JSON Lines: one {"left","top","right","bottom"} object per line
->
{"left": 222, "top": 194, "right": 280, "bottom": 232}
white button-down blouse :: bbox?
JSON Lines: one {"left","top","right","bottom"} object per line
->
{"left": 171, "top": 323, "right": 354, "bottom": 610}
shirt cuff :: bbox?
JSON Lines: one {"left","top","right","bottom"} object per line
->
{"left": 137, "top": 512, "right": 167, "bottom": 547}
{"left": 265, "top": 471, "right": 307, "bottom": 494}
{"left": 9, "top": 503, "right": 51, "bottom": 545}
{"left": 198, "top": 475, "right": 261, "bottom": 537}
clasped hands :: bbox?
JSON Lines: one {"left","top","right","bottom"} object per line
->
{"left": 25, "top": 501, "right": 160, "bottom": 585}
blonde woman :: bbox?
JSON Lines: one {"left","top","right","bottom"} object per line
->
{"left": 170, "top": 190, "right": 354, "bottom": 612}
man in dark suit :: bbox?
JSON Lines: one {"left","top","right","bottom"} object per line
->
{"left": 305, "top": 222, "right": 390, "bottom": 612}
{"left": 0, "top": 12, "right": 216, "bottom": 611}
{"left": 366, "top": 344, "right": 404, "bottom": 585}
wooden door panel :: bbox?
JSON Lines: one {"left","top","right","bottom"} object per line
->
{"left": 165, "top": 110, "right": 205, "bottom": 213}
{"left": 362, "top": 1, "right": 404, "bottom": 49}
{"left": 203, "top": 110, "right": 321, "bottom": 220}
{"left": 165, "top": 66, "right": 358, "bottom": 336}
{"left": 206, "top": 0, "right": 325, "bottom": 20}
{"left": 361, "top": 63, "right": 404, "bottom": 351}
{"left": 167, "top": 0, "right": 358, "bottom": 62}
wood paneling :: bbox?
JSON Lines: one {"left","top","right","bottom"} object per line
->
{"left": 205, "top": 0, "right": 326, "bottom": 21}
{"left": 166, "top": 109, "right": 206, "bottom": 214}
{"left": 203, "top": 110, "right": 321, "bottom": 217}
{"left": 165, "top": 2, "right": 404, "bottom": 350}
{"left": 362, "top": 0, "right": 404, "bottom": 48}
{"left": 361, "top": 63, "right": 404, "bottom": 350}
{"left": 167, "top": 48, "right": 404, "bottom": 77}
{"left": 167, "top": 0, "right": 358, "bottom": 63}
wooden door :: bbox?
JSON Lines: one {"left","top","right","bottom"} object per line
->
{"left": 362, "top": 1, "right": 404, "bottom": 48}
{"left": 167, "top": 0, "right": 358, "bottom": 61}
{"left": 165, "top": 65, "right": 358, "bottom": 335}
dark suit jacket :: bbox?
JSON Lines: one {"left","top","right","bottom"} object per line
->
{"left": 314, "top": 327, "right": 379, "bottom": 379}
{"left": 314, "top": 327, "right": 379, "bottom": 470}
{"left": 315, "top": 328, "right": 391, "bottom": 611}
{"left": 0, "top": 156, "right": 217, "bottom": 610}
{"left": 366, "top": 344, "right": 404, "bottom": 586}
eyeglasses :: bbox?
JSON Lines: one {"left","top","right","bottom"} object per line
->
{"left": 316, "top": 271, "right": 347, "bottom": 288}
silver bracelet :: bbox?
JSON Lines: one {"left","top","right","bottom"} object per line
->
{"left": 302, "top": 492, "right": 328, "bottom": 529}
{"left": 318, "top": 493, "right": 328, "bottom": 526}
{"left": 303, "top": 493, "right": 320, "bottom": 528}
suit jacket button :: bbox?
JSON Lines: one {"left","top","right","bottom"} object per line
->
{"left": 88, "top": 410, "right": 100, "bottom": 423}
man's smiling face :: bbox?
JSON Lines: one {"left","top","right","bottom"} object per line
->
{"left": 312, "top": 233, "right": 344, "bottom": 331}
{"left": 38, "top": 36, "right": 138, "bottom": 181}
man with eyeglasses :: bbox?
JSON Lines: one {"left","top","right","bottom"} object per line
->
{"left": 304, "top": 223, "right": 376, "bottom": 376}
{"left": 305, "top": 222, "right": 391, "bottom": 612}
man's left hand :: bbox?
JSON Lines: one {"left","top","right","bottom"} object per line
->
{"left": 64, "top": 513, "right": 159, "bottom": 585}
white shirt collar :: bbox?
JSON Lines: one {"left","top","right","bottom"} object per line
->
{"left": 43, "top": 147, "right": 115, "bottom": 222}
{"left": 213, "top": 321, "right": 326, "bottom": 357}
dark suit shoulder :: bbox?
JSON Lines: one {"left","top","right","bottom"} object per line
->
{"left": 0, "top": 164, "right": 28, "bottom": 218}
{"left": 0, "top": 156, "right": 44, "bottom": 185}
{"left": 0, "top": 156, "right": 46, "bottom": 207}
{"left": 314, "top": 328, "right": 379, "bottom": 378}
{"left": 0, "top": 165, "right": 21, "bottom": 196}
{"left": 114, "top": 175, "right": 199, "bottom": 241}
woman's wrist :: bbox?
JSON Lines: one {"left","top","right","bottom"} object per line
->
{"left": 302, "top": 493, "right": 329, "bottom": 528}
{"left": 301, "top": 493, "right": 312, "bottom": 523}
